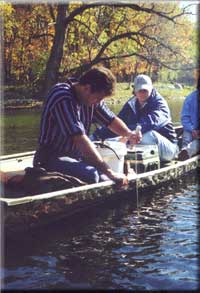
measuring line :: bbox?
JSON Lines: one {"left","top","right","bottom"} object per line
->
{"left": 135, "top": 147, "right": 140, "bottom": 216}
{"left": 135, "top": 124, "right": 142, "bottom": 215}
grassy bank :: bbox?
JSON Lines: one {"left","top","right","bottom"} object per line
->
{"left": 3, "top": 82, "right": 193, "bottom": 109}
{"left": 106, "top": 82, "right": 193, "bottom": 105}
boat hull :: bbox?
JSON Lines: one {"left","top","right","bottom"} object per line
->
{"left": 1, "top": 152, "right": 199, "bottom": 236}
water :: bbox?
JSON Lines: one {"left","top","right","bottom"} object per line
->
{"left": 1, "top": 173, "right": 199, "bottom": 290}
{"left": 1, "top": 109, "right": 41, "bottom": 155}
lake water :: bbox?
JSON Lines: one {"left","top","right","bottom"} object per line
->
{"left": 1, "top": 99, "right": 199, "bottom": 290}
{"left": 1, "top": 173, "right": 199, "bottom": 290}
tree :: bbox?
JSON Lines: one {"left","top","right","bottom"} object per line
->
{"left": 43, "top": 4, "right": 67, "bottom": 92}
{"left": 2, "top": 2, "right": 196, "bottom": 97}
{"left": 43, "top": 2, "right": 195, "bottom": 94}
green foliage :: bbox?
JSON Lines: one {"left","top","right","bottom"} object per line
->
{"left": 31, "top": 52, "right": 49, "bottom": 80}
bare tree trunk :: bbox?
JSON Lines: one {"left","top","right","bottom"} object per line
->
{"left": 43, "top": 5, "right": 67, "bottom": 96}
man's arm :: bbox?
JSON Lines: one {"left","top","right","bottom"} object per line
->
{"left": 181, "top": 97, "right": 194, "bottom": 132}
{"left": 72, "top": 134, "right": 128, "bottom": 184}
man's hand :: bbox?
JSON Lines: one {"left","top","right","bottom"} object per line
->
{"left": 127, "top": 130, "right": 142, "bottom": 145}
{"left": 105, "top": 169, "right": 128, "bottom": 186}
{"left": 192, "top": 129, "right": 200, "bottom": 139}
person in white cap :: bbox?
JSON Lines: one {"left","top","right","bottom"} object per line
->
{"left": 91, "top": 74, "right": 179, "bottom": 162}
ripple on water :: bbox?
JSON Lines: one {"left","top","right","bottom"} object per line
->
{"left": 2, "top": 175, "right": 199, "bottom": 290}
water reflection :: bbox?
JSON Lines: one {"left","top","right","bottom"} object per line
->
{"left": 2, "top": 172, "right": 199, "bottom": 290}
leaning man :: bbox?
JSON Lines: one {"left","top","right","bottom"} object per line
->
{"left": 33, "top": 67, "right": 138, "bottom": 184}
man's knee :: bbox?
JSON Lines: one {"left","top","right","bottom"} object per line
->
{"left": 85, "top": 168, "right": 100, "bottom": 184}
{"left": 141, "top": 130, "right": 158, "bottom": 145}
{"left": 43, "top": 156, "right": 100, "bottom": 184}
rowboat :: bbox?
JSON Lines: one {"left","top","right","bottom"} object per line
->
{"left": 1, "top": 128, "right": 200, "bottom": 236}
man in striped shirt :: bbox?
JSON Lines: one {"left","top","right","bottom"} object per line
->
{"left": 33, "top": 67, "right": 140, "bottom": 185}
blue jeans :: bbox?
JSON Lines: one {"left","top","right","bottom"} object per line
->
{"left": 44, "top": 156, "right": 109, "bottom": 184}
{"left": 140, "top": 130, "right": 179, "bottom": 161}
{"left": 182, "top": 130, "right": 200, "bottom": 157}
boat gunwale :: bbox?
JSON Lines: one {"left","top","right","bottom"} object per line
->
{"left": 0, "top": 151, "right": 35, "bottom": 160}
{"left": 1, "top": 154, "right": 199, "bottom": 207}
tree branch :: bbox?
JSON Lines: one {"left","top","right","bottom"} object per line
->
{"left": 48, "top": 4, "right": 56, "bottom": 23}
{"left": 93, "top": 30, "right": 178, "bottom": 64}
{"left": 64, "top": 2, "right": 185, "bottom": 26}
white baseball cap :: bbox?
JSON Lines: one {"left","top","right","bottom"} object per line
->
{"left": 134, "top": 74, "right": 153, "bottom": 95}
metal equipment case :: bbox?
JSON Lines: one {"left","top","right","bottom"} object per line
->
{"left": 125, "top": 145, "right": 160, "bottom": 173}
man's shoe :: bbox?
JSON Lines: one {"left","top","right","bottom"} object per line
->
{"left": 178, "top": 149, "right": 190, "bottom": 161}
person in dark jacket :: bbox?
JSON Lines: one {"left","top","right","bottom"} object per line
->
{"left": 91, "top": 74, "right": 178, "bottom": 161}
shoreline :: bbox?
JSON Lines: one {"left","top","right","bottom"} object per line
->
{"left": 4, "top": 103, "right": 43, "bottom": 110}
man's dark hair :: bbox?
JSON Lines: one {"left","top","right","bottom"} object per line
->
{"left": 79, "top": 66, "right": 116, "bottom": 96}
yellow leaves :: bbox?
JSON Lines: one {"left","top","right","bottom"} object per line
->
{"left": 98, "top": 30, "right": 108, "bottom": 44}
{"left": 0, "top": 2, "right": 13, "bottom": 16}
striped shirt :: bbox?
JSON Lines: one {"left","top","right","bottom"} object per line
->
{"left": 38, "top": 80, "right": 115, "bottom": 157}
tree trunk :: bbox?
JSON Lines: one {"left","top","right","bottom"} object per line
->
{"left": 43, "top": 5, "right": 67, "bottom": 96}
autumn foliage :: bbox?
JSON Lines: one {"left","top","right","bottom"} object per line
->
{"left": 1, "top": 2, "right": 197, "bottom": 98}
